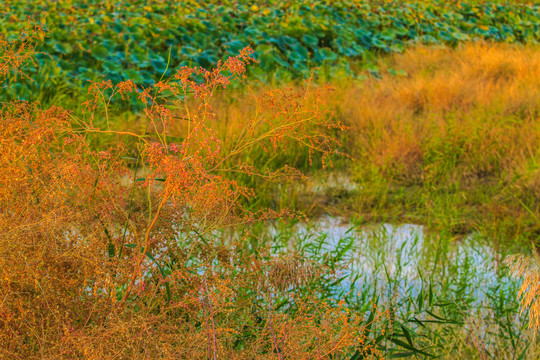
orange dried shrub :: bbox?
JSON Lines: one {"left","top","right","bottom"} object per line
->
{"left": 0, "top": 26, "right": 382, "bottom": 359}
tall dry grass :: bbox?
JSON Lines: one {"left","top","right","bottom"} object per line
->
{"left": 333, "top": 42, "right": 540, "bottom": 184}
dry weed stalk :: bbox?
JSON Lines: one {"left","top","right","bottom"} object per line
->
{"left": 0, "top": 19, "right": 43, "bottom": 83}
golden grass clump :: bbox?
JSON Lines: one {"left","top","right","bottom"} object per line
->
{"left": 328, "top": 41, "right": 540, "bottom": 185}
{"left": 506, "top": 254, "right": 540, "bottom": 332}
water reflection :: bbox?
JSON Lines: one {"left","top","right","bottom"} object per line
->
{"left": 266, "top": 216, "right": 519, "bottom": 307}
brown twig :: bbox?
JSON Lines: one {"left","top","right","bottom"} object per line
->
{"left": 267, "top": 291, "right": 283, "bottom": 360}
{"left": 204, "top": 277, "right": 218, "bottom": 360}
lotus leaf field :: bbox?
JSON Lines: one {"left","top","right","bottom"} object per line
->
{"left": 1, "top": 0, "right": 539, "bottom": 102}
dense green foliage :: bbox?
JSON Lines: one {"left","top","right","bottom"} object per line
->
{"left": 1, "top": 0, "right": 539, "bottom": 102}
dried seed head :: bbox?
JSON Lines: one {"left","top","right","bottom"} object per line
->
{"left": 264, "top": 256, "right": 322, "bottom": 292}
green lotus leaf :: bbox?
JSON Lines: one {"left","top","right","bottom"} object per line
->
{"left": 54, "top": 42, "right": 73, "bottom": 55}
{"left": 123, "top": 69, "right": 144, "bottom": 83}
{"left": 452, "top": 32, "right": 469, "bottom": 41}
{"left": 281, "top": 36, "right": 299, "bottom": 48}
{"left": 141, "top": 71, "right": 155, "bottom": 85}
{"left": 91, "top": 44, "right": 110, "bottom": 61}
{"left": 1, "top": 0, "right": 538, "bottom": 102}
{"left": 151, "top": 59, "right": 168, "bottom": 74}
{"left": 148, "top": 52, "right": 165, "bottom": 63}
{"left": 388, "top": 68, "right": 407, "bottom": 77}
{"left": 395, "top": 26, "right": 409, "bottom": 37}
{"left": 380, "top": 29, "right": 396, "bottom": 41}
{"left": 180, "top": 46, "right": 198, "bottom": 58}
{"left": 224, "top": 40, "right": 249, "bottom": 55}
{"left": 292, "top": 61, "right": 308, "bottom": 73}
{"left": 420, "top": 35, "right": 438, "bottom": 44}
{"left": 302, "top": 34, "right": 318, "bottom": 48}
{"left": 372, "top": 37, "right": 388, "bottom": 50}
{"left": 317, "top": 48, "right": 337, "bottom": 61}
{"left": 259, "top": 52, "right": 276, "bottom": 71}
{"left": 274, "top": 54, "right": 290, "bottom": 68}
{"left": 289, "top": 51, "right": 304, "bottom": 63}
{"left": 196, "top": 54, "right": 218, "bottom": 68}
{"left": 439, "top": 30, "right": 453, "bottom": 41}
{"left": 292, "top": 44, "right": 309, "bottom": 59}
{"left": 244, "top": 26, "right": 260, "bottom": 38}
{"left": 390, "top": 43, "right": 404, "bottom": 53}
{"left": 255, "top": 44, "right": 273, "bottom": 54}
{"left": 103, "top": 71, "right": 122, "bottom": 83}
{"left": 130, "top": 52, "right": 151, "bottom": 68}
{"left": 102, "top": 60, "right": 123, "bottom": 73}
{"left": 79, "top": 68, "right": 98, "bottom": 82}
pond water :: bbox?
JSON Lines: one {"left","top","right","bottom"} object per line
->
{"left": 265, "top": 216, "right": 521, "bottom": 312}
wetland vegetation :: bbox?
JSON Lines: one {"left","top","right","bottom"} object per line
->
{"left": 1, "top": 1, "right": 540, "bottom": 359}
